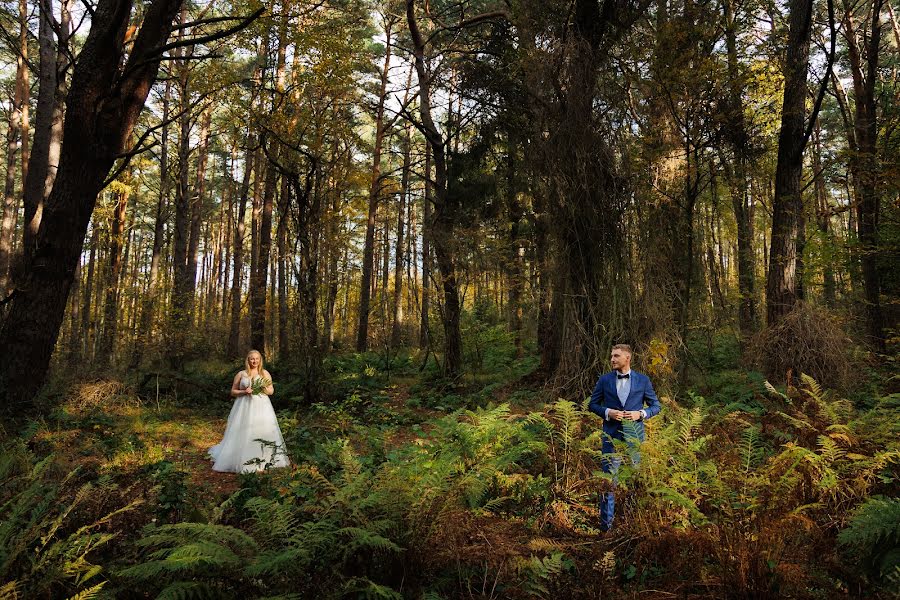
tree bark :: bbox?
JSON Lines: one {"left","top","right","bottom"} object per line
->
{"left": 845, "top": 0, "right": 886, "bottom": 350}
{"left": 22, "top": 0, "right": 73, "bottom": 267}
{"left": 407, "top": 0, "right": 464, "bottom": 375}
{"left": 277, "top": 175, "right": 289, "bottom": 357}
{"left": 133, "top": 78, "right": 172, "bottom": 366}
{"left": 505, "top": 137, "right": 524, "bottom": 359}
{"left": 98, "top": 168, "right": 132, "bottom": 365}
{"left": 169, "top": 14, "right": 194, "bottom": 360}
{"left": 227, "top": 139, "right": 255, "bottom": 358}
{"left": 419, "top": 147, "right": 431, "bottom": 350}
{"left": 80, "top": 222, "right": 101, "bottom": 362}
{"left": 391, "top": 121, "right": 412, "bottom": 348}
{"left": 357, "top": 18, "right": 395, "bottom": 352}
{"left": 0, "top": 0, "right": 189, "bottom": 408}
{"left": 0, "top": 0, "right": 30, "bottom": 294}
{"left": 766, "top": 0, "right": 814, "bottom": 326}
{"left": 723, "top": 0, "right": 757, "bottom": 340}
{"left": 186, "top": 106, "right": 211, "bottom": 319}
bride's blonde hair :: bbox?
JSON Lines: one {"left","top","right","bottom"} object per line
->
{"left": 245, "top": 349, "right": 264, "bottom": 376}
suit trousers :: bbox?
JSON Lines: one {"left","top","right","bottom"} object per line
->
{"left": 599, "top": 431, "right": 642, "bottom": 531}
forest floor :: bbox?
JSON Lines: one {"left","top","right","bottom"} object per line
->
{"left": 5, "top": 346, "right": 897, "bottom": 599}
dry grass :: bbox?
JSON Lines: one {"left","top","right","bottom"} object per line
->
{"left": 66, "top": 379, "right": 143, "bottom": 414}
{"left": 748, "top": 303, "right": 856, "bottom": 389}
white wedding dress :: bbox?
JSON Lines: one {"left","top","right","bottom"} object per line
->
{"left": 208, "top": 372, "right": 290, "bottom": 473}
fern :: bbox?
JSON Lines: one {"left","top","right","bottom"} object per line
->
{"left": 516, "top": 552, "right": 574, "bottom": 598}
{"left": 65, "top": 582, "right": 106, "bottom": 600}
{"left": 119, "top": 523, "right": 258, "bottom": 593}
{"left": 838, "top": 496, "right": 900, "bottom": 581}
{"left": 0, "top": 444, "right": 136, "bottom": 599}
{"left": 154, "top": 581, "right": 218, "bottom": 600}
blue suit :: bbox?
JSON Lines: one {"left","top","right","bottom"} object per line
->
{"left": 588, "top": 370, "right": 661, "bottom": 530}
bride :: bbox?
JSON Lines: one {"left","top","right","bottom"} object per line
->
{"left": 209, "top": 349, "right": 290, "bottom": 473}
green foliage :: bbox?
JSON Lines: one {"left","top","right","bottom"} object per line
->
{"left": 838, "top": 496, "right": 900, "bottom": 582}
{"left": 515, "top": 552, "right": 575, "bottom": 598}
{"left": 0, "top": 441, "right": 139, "bottom": 599}
{"left": 145, "top": 461, "right": 189, "bottom": 523}
{"left": 117, "top": 522, "right": 259, "bottom": 598}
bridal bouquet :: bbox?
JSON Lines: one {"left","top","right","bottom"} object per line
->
{"left": 250, "top": 377, "right": 271, "bottom": 395}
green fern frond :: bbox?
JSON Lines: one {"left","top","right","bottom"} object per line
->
{"left": 800, "top": 373, "right": 827, "bottom": 403}
{"left": 244, "top": 548, "right": 312, "bottom": 577}
{"left": 155, "top": 581, "right": 217, "bottom": 600}
{"left": 817, "top": 435, "right": 845, "bottom": 464}
{"left": 341, "top": 577, "right": 403, "bottom": 599}
{"left": 838, "top": 496, "right": 900, "bottom": 550}
{"left": 134, "top": 523, "right": 257, "bottom": 553}
{"left": 740, "top": 425, "right": 764, "bottom": 472}
{"left": 337, "top": 527, "right": 403, "bottom": 554}
{"left": 65, "top": 582, "right": 105, "bottom": 600}
{"left": 480, "top": 495, "right": 512, "bottom": 513}
{"left": 648, "top": 486, "right": 709, "bottom": 526}
{"left": 838, "top": 496, "right": 900, "bottom": 580}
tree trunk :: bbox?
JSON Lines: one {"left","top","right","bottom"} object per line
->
{"left": 0, "top": 0, "right": 29, "bottom": 294}
{"left": 98, "top": 168, "right": 132, "bottom": 365}
{"left": 723, "top": 0, "right": 757, "bottom": 340}
{"left": 169, "top": 20, "right": 194, "bottom": 361}
{"left": 134, "top": 78, "right": 172, "bottom": 366}
{"left": 0, "top": 0, "right": 186, "bottom": 409}
{"left": 21, "top": 0, "right": 72, "bottom": 268}
{"left": 277, "top": 176, "right": 289, "bottom": 357}
{"left": 357, "top": 19, "right": 395, "bottom": 352}
{"left": 227, "top": 140, "right": 255, "bottom": 358}
{"left": 812, "top": 123, "right": 835, "bottom": 307}
{"left": 407, "top": 0, "right": 463, "bottom": 375}
{"left": 505, "top": 138, "right": 524, "bottom": 359}
{"left": 391, "top": 123, "right": 412, "bottom": 348}
{"left": 845, "top": 0, "right": 886, "bottom": 350}
{"left": 80, "top": 222, "right": 100, "bottom": 362}
{"left": 419, "top": 147, "right": 431, "bottom": 350}
{"left": 766, "top": 0, "right": 814, "bottom": 326}
{"left": 186, "top": 106, "right": 211, "bottom": 320}
{"left": 543, "top": 0, "right": 632, "bottom": 391}
{"left": 252, "top": 144, "right": 276, "bottom": 353}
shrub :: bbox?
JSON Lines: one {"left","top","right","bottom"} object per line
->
{"left": 747, "top": 303, "right": 855, "bottom": 389}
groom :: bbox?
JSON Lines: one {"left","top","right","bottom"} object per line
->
{"left": 588, "top": 344, "right": 661, "bottom": 531}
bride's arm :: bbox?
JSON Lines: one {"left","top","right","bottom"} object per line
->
{"left": 231, "top": 372, "right": 249, "bottom": 397}
{"left": 262, "top": 370, "right": 274, "bottom": 395}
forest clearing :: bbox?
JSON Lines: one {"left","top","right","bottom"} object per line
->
{"left": 0, "top": 0, "right": 898, "bottom": 598}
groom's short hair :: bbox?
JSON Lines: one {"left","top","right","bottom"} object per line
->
{"left": 612, "top": 344, "right": 632, "bottom": 355}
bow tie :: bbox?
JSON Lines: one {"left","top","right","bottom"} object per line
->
{"left": 617, "top": 373, "right": 630, "bottom": 379}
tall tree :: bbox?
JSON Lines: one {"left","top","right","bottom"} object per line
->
{"left": 406, "top": 0, "right": 503, "bottom": 375}
{"left": 843, "top": 0, "right": 886, "bottom": 350}
{"left": 766, "top": 0, "right": 833, "bottom": 325}
{"left": 0, "top": 0, "right": 261, "bottom": 408}
{"left": 0, "top": 0, "right": 29, "bottom": 294}
{"left": 722, "top": 0, "right": 758, "bottom": 340}
{"left": 357, "top": 12, "right": 397, "bottom": 352}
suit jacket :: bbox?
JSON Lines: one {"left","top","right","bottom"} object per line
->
{"left": 588, "top": 371, "right": 661, "bottom": 443}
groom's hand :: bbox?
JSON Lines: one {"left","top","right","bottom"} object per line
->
{"left": 609, "top": 409, "right": 624, "bottom": 420}
{"left": 622, "top": 411, "right": 642, "bottom": 421}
